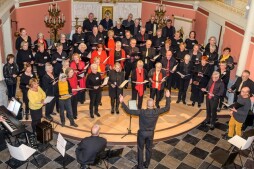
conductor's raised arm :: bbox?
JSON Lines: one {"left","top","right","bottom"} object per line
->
{"left": 157, "top": 90, "right": 171, "bottom": 114}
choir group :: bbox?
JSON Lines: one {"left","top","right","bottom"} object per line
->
{"left": 3, "top": 12, "right": 253, "bottom": 135}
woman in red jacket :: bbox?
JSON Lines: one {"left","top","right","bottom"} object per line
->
{"left": 105, "top": 30, "right": 116, "bottom": 55}
{"left": 70, "top": 53, "right": 87, "bottom": 104}
{"left": 91, "top": 44, "right": 108, "bottom": 64}
{"left": 108, "top": 41, "right": 126, "bottom": 69}
{"left": 66, "top": 67, "right": 79, "bottom": 119}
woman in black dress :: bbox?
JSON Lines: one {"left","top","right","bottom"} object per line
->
{"left": 19, "top": 63, "right": 36, "bottom": 119}
{"left": 15, "top": 28, "right": 32, "bottom": 51}
{"left": 108, "top": 62, "right": 125, "bottom": 114}
{"left": 185, "top": 31, "right": 198, "bottom": 51}
{"left": 3, "top": 54, "right": 19, "bottom": 99}
{"left": 16, "top": 41, "right": 34, "bottom": 72}
{"left": 190, "top": 56, "right": 211, "bottom": 107}
{"left": 51, "top": 43, "right": 68, "bottom": 77}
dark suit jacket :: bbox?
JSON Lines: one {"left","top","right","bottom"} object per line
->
{"left": 140, "top": 47, "right": 156, "bottom": 64}
{"left": 206, "top": 79, "right": 225, "bottom": 98}
{"left": 76, "top": 136, "right": 107, "bottom": 165}
{"left": 161, "top": 57, "right": 177, "bottom": 72}
{"left": 230, "top": 78, "right": 254, "bottom": 95}
{"left": 121, "top": 97, "right": 170, "bottom": 131}
{"left": 129, "top": 25, "right": 141, "bottom": 37}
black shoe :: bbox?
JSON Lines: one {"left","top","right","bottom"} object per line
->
{"left": 222, "top": 134, "right": 232, "bottom": 140}
{"left": 192, "top": 102, "right": 195, "bottom": 106}
{"left": 210, "top": 124, "right": 215, "bottom": 130}
{"left": 71, "top": 123, "right": 78, "bottom": 127}
{"left": 183, "top": 101, "right": 186, "bottom": 105}
{"left": 111, "top": 110, "right": 114, "bottom": 114}
{"left": 143, "top": 162, "right": 149, "bottom": 168}
{"left": 45, "top": 116, "right": 53, "bottom": 121}
{"left": 116, "top": 111, "right": 119, "bottom": 114}
{"left": 51, "top": 112, "right": 57, "bottom": 115}
{"left": 74, "top": 116, "right": 77, "bottom": 120}
{"left": 90, "top": 114, "right": 94, "bottom": 118}
{"left": 198, "top": 104, "right": 201, "bottom": 108}
{"left": 95, "top": 113, "right": 101, "bottom": 117}
{"left": 61, "top": 123, "right": 65, "bottom": 127}
{"left": 217, "top": 108, "right": 221, "bottom": 112}
{"left": 176, "top": 100, "right": 180, "bottom": 103}
{"left": 99, "top": 103, "right": 102, "bottom": 106}
{"left": 202, "top": 120, "right": 210, "bottom": 125}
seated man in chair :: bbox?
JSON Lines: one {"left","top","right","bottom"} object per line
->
{"left": 76, "top": 124, "right": 107, "bottom": 169}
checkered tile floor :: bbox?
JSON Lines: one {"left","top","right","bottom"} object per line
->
{"left": 0, "top": 118, "right": 253, "bottom": 169}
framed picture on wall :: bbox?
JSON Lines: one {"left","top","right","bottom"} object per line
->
{"left": 102, "top": 6, "right": 113, "bottom": 19}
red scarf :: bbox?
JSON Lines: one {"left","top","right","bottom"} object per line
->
{"left": 38, "top": 39, "right": 47, "bottom": 49}
{"left": 152, "top": 71, "right": 163, "bottom": 90}
{"left": 135, "top": 68, "right": 144, "bottom": 97}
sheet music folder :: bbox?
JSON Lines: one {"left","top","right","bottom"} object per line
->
{"left": 128, "top": 100, "right": 138, "bottom": 110}
{"left": 223, "top": 102, "right": 244, "bottom": 109}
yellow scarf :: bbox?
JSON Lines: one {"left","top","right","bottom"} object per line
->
{"left": 220, "top": 55, "right": 230, "bottom": 62}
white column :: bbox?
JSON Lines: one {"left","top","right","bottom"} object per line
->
{"left": 2, "top": 17, "right": 13, "bottom": 55}
{"left": 236, "top": 1, "right": 254, "bottom": 76}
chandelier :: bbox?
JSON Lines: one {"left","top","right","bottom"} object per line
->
{"left": 155, "top": 0, "right": 168, "bottom": 29}
{"left": 44, "top": 3, "right": 65, "bottom": 43}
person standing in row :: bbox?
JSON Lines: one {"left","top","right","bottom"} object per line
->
{"left": 120, "top": 90, "right": 171, "bottom": 169}
{"left": 108, "top": 63, "right": 125, "bottom": 114}
{"left": 28, "top": 78, "right": 46, "bottom": 133}
{"left": 57, "top": 73, "right": 78, "bottom": 127}
{"left": 3, "top": 54, "right": 19, "bottom": 100}
{"left": 201, "top": 71, "right": 224, "bottom": 130}
{"left": 86, "top": 64, "right": 103, "bottom": 118}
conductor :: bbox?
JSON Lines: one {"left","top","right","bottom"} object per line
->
{"left": 119, "top": 90, "right": 171, "bottom": 169}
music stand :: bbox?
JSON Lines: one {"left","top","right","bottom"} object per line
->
{"left": 56, "top": 133, "right": 68, "bottom": 169}
{"left": 122, "top": 100, "right": 137, "bottom": 139}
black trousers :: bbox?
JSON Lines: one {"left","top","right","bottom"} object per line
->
{"left": 78, "top": 91, "right": 86, "bottom": 104}
{"left": 7, "top": 83, "right": 16, "bottom": 99}
{"left": 125, "top": 62, "right": 132, "bottom": 80}
{"left": 178, "top": 78, "right": 190, "bottom": 102}
{"left": 166, "top": 75, "right": 173, "bottom": 92}
{"left": 30, "top": 108, "right": 42, "bottom": 133}
{"left": 132, "top": 89, "right": 144, "bottom": 109}
{"left": 72, "top": 94, "right": 78, "bottom": 118}
{"left": 137, "top": 130, "right": 154, "bottom": 169}
{"left": 89, "top": 91, "right": 102, "bottom": 116}
{"left": 22, "top": 89, "right": 29, "bottom": 114}
{"left": 219, "top": 89, "right": 227, "bottom": 109}
{"left": 0, "top": 130, "right": 6, "bottom": 146}
{"left": 150, "top": 88, "right": 163, "bottom": 108}
{"left": 45, "top": 96, "right": 56, "bottom": 117}
{"left": 206, "top": 97, "right": 219, "bottom": 125}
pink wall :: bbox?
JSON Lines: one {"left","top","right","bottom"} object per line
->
{"left": 141, "top": 1, "right": 196, "bottom": 26}
{"left": 245, "top": 43, "right": 254, "bottom": 80}
{"left": 194, "top": 11, "right": 208, "bottom": 45}
{"left": 11, "top": 0, "right": 71, "bottom": 42}
{"left": 0, "top": 25, "right": 5, "bottom": 63}
{"left": 221, "top": 27, "right": 244, "bottom": 79}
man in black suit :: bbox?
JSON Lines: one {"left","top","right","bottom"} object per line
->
{"left": 140, "top": 40, "right": 156, "bottom": 73}
{"left": 228, "top": 70, "right": 254, "bottom": 102}
{"left": 121, "top": 30, "right": 132, "bottom": 53}
{"left": 161, "top": 50, "right": 177, "bottom": 92}
{"left": 76, "top": 125, "right": 107, "bottom": 169}
{"left": 135, "top": 27, "right": 149, "bottom": 48}
{"left": 120, "top": 90, "right": 171, "bottom": 169}
{"left": 152, "top": 29, "right": 166, "bottom": 54}
{"left": 130, "top": 18, "right": 141, "bottom": 37}
{"left": 162, "top": 19, "right": 175, "bottom": 40}
{"left": 202, "top": 71, "right": 224, "bottom": 130}
{"left": 83, "top": 13, "right": 98, "bottom": 32}
{"left": 145, "top": 16, "right": 158, "bottom": 38}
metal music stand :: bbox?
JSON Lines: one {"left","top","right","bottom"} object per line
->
{"left": 121, "top": 100, "right": 137, "bottom": 139}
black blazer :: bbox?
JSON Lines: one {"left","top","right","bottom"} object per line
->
{"left": 161, "top": 57, "right": 177, "bottom": 73}
{"left": 230, "top": 77, "right": 254, "bottom": 95}
{"left": 129, "top": 25, "right": 141, "bottom": 37}
{"left": 131, "top": 68, "right": 148, "bottom": 89}
{"left": 206, "top": 79, "right": 225, "bottom": 98}
{"left": 76, "top": 136, "right": 107, "bottom": 165}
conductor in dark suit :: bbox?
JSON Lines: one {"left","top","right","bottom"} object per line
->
{"left": 202, "top": 71, "right": 224, "bottom": 130}
{"left": 228, "top": 70, "right": 254, "bottom": 102}
{"left": 76, "top": 125, "right": 107, "bottom": 169}
{"left": 120, "top": 90, "right": 171, "bottom": 169}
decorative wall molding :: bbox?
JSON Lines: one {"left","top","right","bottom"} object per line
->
{"left": 72, "top": 1, "right": 142, "bottom": 27}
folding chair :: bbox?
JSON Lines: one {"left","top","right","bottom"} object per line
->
{"left": 6, "top": 142, "right": 38, "bottom": 169}
{"left": 228, "top": 135, "right": 254, "bottom": 166}
{"left": 206, "top": 149, "right": 238, "bottom": 169}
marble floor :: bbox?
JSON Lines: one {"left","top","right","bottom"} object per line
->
{"left": 0, "top": 118, "right": 254, "bottom": 169}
